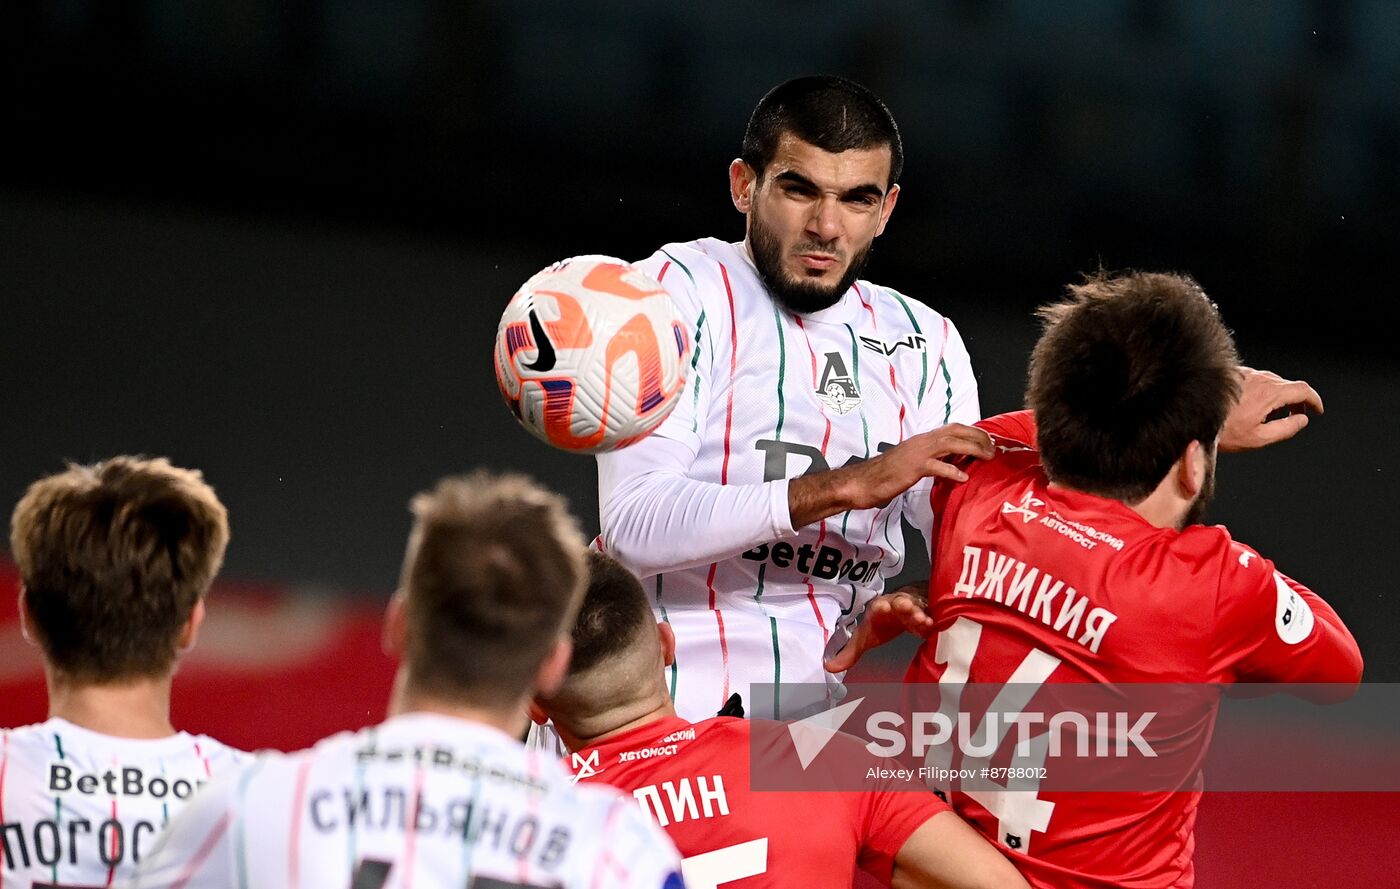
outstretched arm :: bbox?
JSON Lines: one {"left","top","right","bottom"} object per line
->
{"left": 789, "top": 423, "right": 993, "bottom": 529}
{"left": 601, "top": 423, "right": 992, "bottom": 578}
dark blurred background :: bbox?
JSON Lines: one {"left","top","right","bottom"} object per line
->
{"left": 2, "top": 2, "right": 1396, "bottom": 668}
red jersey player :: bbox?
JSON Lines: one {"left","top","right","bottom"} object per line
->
{"left": 536, "top": 551, "right": 1028, "bottom": 889}
{"left": 829, "top": 270, "right": 1362, "bottom": 888}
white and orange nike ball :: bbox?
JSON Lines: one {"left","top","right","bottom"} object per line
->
{"left": 494, "top": 255, "right": 691, "bottom": 453}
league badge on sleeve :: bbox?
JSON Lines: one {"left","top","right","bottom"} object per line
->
{"left": 1274, "top": 572, "right": 1315, "bottom": 645}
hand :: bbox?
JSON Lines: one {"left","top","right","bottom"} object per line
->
{"left": 825, "top": 585, "right": 934, "bottom": 674}
{"left": 789, "top": 423, "right": 993, "bottom": 529}
{"left": 716, "top": 693, "right": 745, "bottom": 718}
{"left": 1219, "top": 367, "right": 1324, "bottom": 452}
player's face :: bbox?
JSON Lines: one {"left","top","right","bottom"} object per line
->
{"left": 733, "top": 133, "right": 900, "bottom": 315}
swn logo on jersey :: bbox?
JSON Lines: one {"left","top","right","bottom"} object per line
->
{"left": 1002, "top": 488, "right": 1044, "bottom": 523}
{"left": 816, "top": 352, "right": 861, "bottom": 414}
{"left": 859, "top": 334, "right": 927, "bottom": 356}
{"left": 570, "top": 749, "right": 603, "bottom": 783}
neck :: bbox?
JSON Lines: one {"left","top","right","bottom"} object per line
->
{"left": 1128, "top": 488, "right": 1188, "bottom": 530}
{"left": 387, "top": 668, "right": 529, "bottom": 739}
{"left": 1048, "top": 478, "right": 1186, "bottom": 531}
{"left": 46, "top": 671, "right": 176, "bottom": 739}
{"left": 550, "top": 687, "right": 677, "bottom": 754}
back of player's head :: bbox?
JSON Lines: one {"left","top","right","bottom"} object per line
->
{"left": 570, "top": 551, "right": 656, "bottom": 674}
{"left": 10, "top": 456, "right": 229, "bottom": 682}
{"left": 546, "top": 551, "right": 661, "bottom": 720}
{"left": 399, "top": 470, "right": 587, "bottom": 708}
{"left": 742, "top": 75, "right": 903, "bottom": 186}
{"left": 1027, "top": 270, "right": 1241, "bottom": 503}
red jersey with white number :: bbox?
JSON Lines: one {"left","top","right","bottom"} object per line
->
{"left": 906, "top": 411, "right": 1363, "bottom": 889}
{"left": 570, "top": 714, "right": 946, "bottom": 889}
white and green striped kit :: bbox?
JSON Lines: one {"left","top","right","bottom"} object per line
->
{"left": 597, "top": 238, "right": 980, "bottom": 722}
{"left": 129, "top": 712, "right": 679, "bottom": 889}
{"left": 0, "top": 717, "right": 244, "bottom": 886}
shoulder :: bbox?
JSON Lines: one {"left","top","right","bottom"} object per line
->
{"left": 230, "top": 731, "right": 352, "bottom": 791}
{"left": 976, "top": 410, "right": 1037, "bottom": 448}
{"left": 1164, "top": 523, "right": 1239, "bottom": 571}
{"left": 224, "top": 746, "right": 308, "bottom": 790}
{"left": 1, "top": 721, "right": 46, "bottom": 745}
{"left": 694, "top": 714, "right": 747, "bottom": 737}
{"left": 1174, "top": 525, "right": 1277, "bottom": 598}
{"left": 183, "top": 733, "right": 252, "bottom": 765}
{"left": 854, "top": 281, "right": 958, "bottom": 335}
{"left": 962, "top": 441, "right": 1041, "bottom": 491}
{"left": 639, "top": 239, "right": 737, "bottom": 294}
{"left": 683, "top": 716, "right": 750, "bottom": 761}
{"left": 1110, "top": 523, "right": 1248, "bottom": 613}
{"left": 0, "top": 722, "right": 52, "bottom": 771}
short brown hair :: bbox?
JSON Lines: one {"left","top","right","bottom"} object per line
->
{"left": 547, "top": 552, "right": 661, "bottom": 729}
{"left": 400, "top": 471, "right": 587, "bottom": 707}
{"left": 1027, "top": 270, "right": 1241, "bottom": 502}
{"left": 568, "top": 551, "right": 654, "bottom": 676}
{"left": 10, "top": 456, "right": 229, "bottom": 682}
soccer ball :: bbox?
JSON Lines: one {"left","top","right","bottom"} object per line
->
{"left": 494, "top": 255, "right": 690, "bottom": 453}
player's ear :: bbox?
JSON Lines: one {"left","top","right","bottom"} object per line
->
{"left": 658, "top": 621, "right": 676, "bottom": 669}
{"left": 526, "top": 699, "right": 550, "bottom": 727}
{"left": 533, "top": 635, "right": 574, "bottom": 700}
{"left": 1178, "top": 440, "right": 1208, "bottom": 498}
{"left": 175, "top": 598, "right": 206, "bottom": 655}
{"left": 730, "top": 158, "right": 758, "bottom": 213}
{"left": 17, "top": 586, "right": 36, "bottom": 646}
{"left": 382, "top": 591, "right": 408, "bottom": 657}
{"left": 874, "top": 183, "right": 900, "bottom": 237}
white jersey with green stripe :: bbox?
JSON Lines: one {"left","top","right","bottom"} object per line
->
{"left": 129, "top": 712, "right": 681, "bottom": 889}
{"left": 0, "top": 717, "right": 245, "bottom": 887}
{"left": 597, "top": 237, "right": 980, "bottom": 722}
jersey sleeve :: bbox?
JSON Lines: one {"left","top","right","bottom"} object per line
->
{"left": 902, "top": 315, "right": 982, "bottom": 543}
{"left": 631, "top": 246, "right": 710, "bottom": 455}
{"left": 854, "top": 779, "right": 949, "bottom": 884}
{"left": 1208, "top": 539, "right": 1364, "bottom": 687}
{"left": 129, "top": 770, "right": 238, "bottom": 889}
{"left": 597, "top": 434, "right": 796, "bottom": 577}
{"left": 596, "top": 245, "right": 798, "bottom": 579}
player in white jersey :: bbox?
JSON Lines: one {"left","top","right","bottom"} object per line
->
{"left": 596, "top": 76, "right": 988, "bottom": 721}
{"left": 1, "top": 723, "right": 244, "bottom": 886}
{"left": 132, "top": 471, "right": 681, "bottom": 889}
{"left": 2, "top": 456, "right": 246, "bottom": 885}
